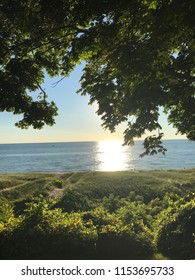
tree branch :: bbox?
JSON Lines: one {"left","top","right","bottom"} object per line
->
{"left": 36, "top": 82, "right": 47, "bottom": 102}
{"left": 167, "top": 67, "right": 195, "bottom": 83}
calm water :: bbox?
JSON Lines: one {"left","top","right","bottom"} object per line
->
{"left": 0, "top": 140, "right": 194, "bottom": 173}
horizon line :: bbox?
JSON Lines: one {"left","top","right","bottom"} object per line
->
{"left": 0, "top": 138, "right": 188, "bottom": 145}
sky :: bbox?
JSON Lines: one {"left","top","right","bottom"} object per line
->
{"left": 0, "top": 63, "right": 185, "bottom": 144}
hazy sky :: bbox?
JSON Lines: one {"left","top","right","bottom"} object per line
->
{"left": 0, "top": 63, "right": 185, "bottom": 144}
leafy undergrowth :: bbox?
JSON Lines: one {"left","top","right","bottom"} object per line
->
{"left": 0, "top": 170, "right": 195, "bottom": 259}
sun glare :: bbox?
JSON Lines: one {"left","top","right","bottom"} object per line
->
{"left": 97, "top": 140, "right": 129, "bottom": 171}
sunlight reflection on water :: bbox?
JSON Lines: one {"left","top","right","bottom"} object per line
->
{"left": 97, "top": 140, "right": 133, "bottom": 171}
{"left": 0, "top": 140, "right": 194, "bottom": 173}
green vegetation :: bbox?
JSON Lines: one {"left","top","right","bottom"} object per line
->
{"left": 0, "top": 170, "right": 195, "bottom": 259}
{"left": 1, "top": 1, "right": 195, "bottom": 154}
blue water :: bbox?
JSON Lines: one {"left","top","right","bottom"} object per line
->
{"left": 0, "top": 140, "right": 194, "bottom": 173}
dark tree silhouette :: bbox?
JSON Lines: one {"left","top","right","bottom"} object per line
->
{"left": 1, "top": 0, "right": 195, "bottom": 155}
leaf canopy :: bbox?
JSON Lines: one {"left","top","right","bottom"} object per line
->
{"left": 1, "top": 0, "right": 195, "bottom": 154}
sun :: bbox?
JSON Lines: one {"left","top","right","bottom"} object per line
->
{"left": 97, "top": 140, "right": 129, "bottom": 171}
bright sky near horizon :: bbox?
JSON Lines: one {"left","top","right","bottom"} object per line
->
{"left": 0, "top": 63, "right": 186, "bottom": 144}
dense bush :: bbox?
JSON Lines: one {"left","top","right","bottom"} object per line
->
{"left": 1, "top": 192, "right": 194, "bottom": 260}
{"left": 57, "top": 187, "right": 93, "bottom": 212}
{"left": 97, "top": 231, "right": 154, "bottom": 260}
{"left": 1, "top": 170, "right": 195, "bottom": 260}
{"left": 156, "top": 193, "right": 195, "bottom": 260}
{"left": 97, "top": 218, "right": 154, "bottom": 259}
{"left": 0, "top": 198, "right": 97, "bottom": 259}
{"left": 0, "top": 201, "right": 16, "bottom": 227}
{"left": 0, "top": 197, "right": 155, "bottom": 260}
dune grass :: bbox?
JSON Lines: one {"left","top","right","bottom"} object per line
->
{"left": 0, "top": 173, "right": 63, "bottom": 202}
{"left": 1, "top": 169, "right": 195, "bottom": 203}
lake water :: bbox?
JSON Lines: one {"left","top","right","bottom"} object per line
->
{"left": 0, "top": 140, "right": 194, "bottom": 173}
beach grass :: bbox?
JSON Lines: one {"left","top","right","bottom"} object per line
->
{"left": 0, "top": 169, "right": 194, "bottom": 203}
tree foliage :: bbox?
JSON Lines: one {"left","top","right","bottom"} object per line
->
{"left": 1, "top": 0, "right": 195, "bottom": 154}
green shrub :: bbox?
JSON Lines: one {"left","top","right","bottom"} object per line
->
{"left": 52, "top": 179, "right": 64, "bottom": 189}
{"left": 0, "top": 179, "right": 22, "bottom": 190}
{"left": 83, "top": 207, "right": 115, "bottom": 230}
{"left": 102, "top": 194, "right": 126, "bottom": 212}
{"left": 0, "top": 198, "right": 97, "bottom": 259}
{"left": 57, "top": 187, "right": 92, "bottom": 212}
{"left": 0, "top": 202, "right": 14, "bottom": 224}
{"left": 97, "top": 221, "right": 154, "bottom": 259}
{"left": 1, "top": 170, "right": 195, "bottom": 260}
{"left": 156, "top": 193, "right": 195, "bottom": 259}
{"left": 92, "top": 202, "right": 154, "bottom": 259}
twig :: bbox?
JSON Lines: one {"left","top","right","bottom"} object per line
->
{"left": 52, "top": 77, "right": 65, "bottom": 87}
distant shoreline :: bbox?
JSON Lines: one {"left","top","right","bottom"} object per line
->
{"left": 0, "top": 138, "right": 188, "bottom": 145}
